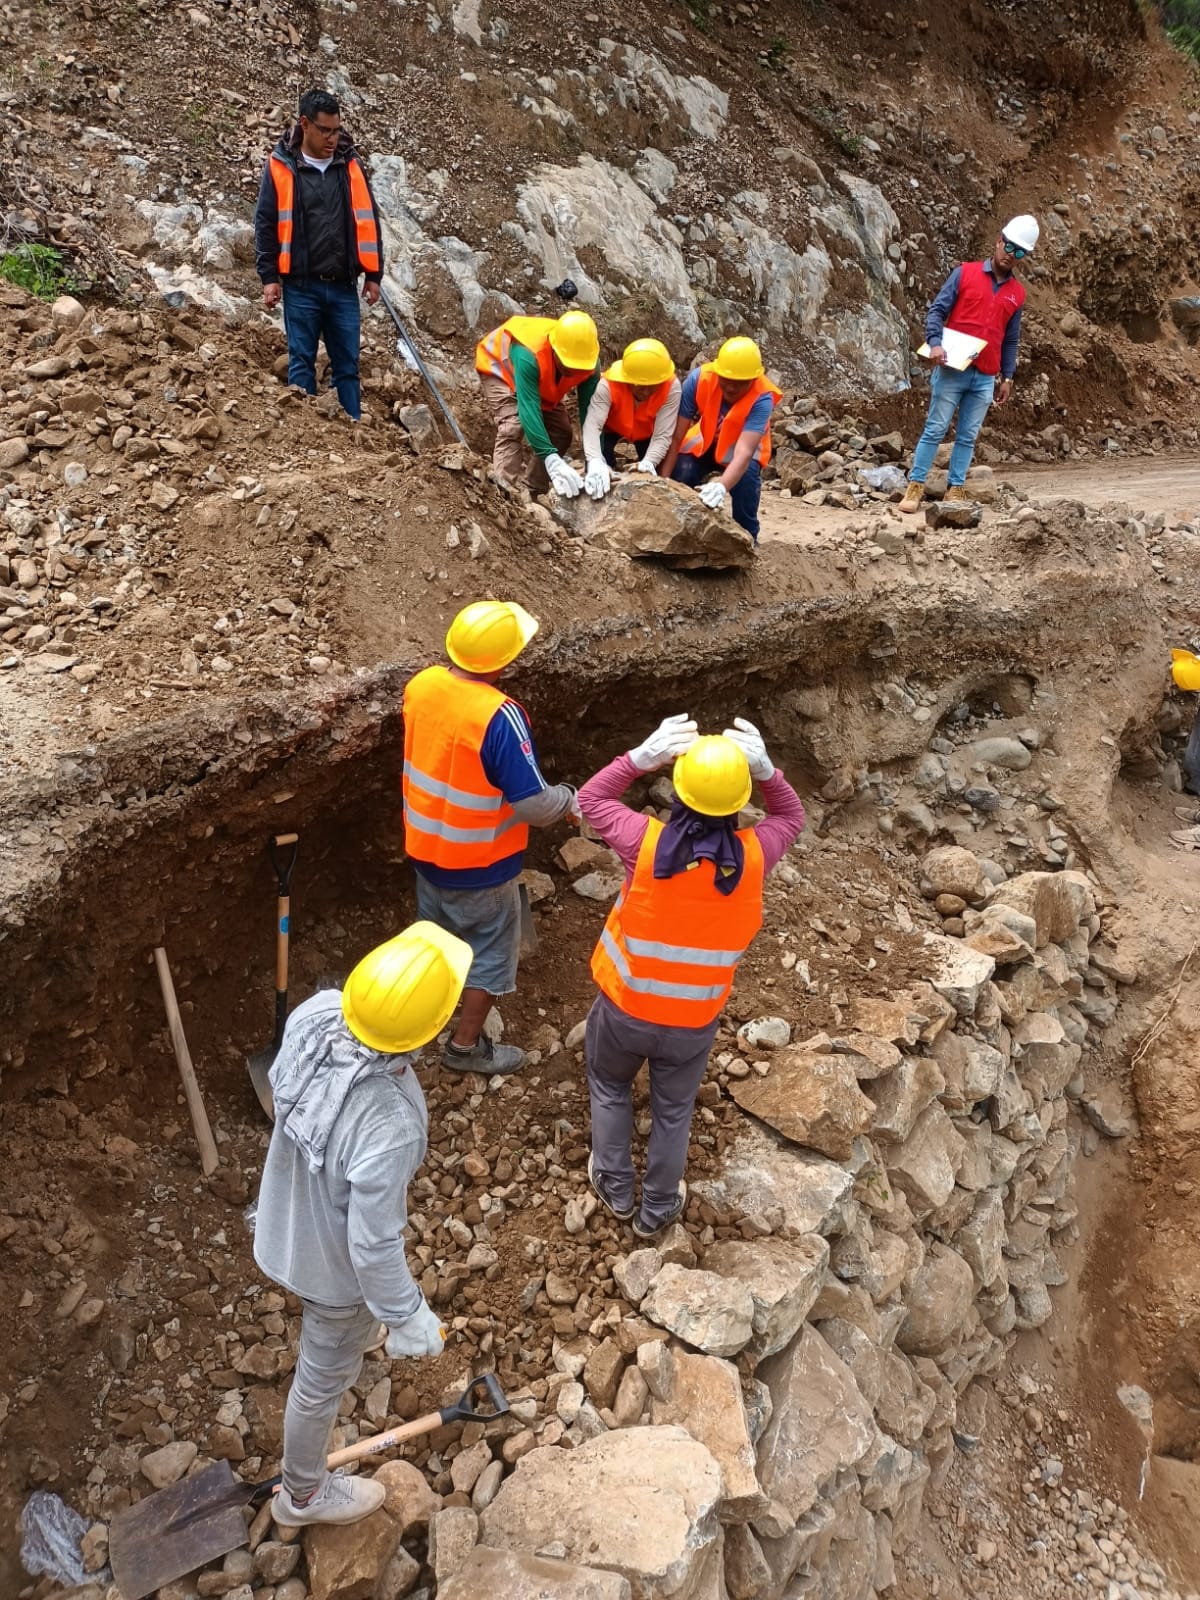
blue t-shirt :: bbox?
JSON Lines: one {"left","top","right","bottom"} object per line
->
{"left": 412, "top": 699, "right": 547, "bottom": 890}
{"left": 679, "top": 370, "right": 776, "bottom": 461}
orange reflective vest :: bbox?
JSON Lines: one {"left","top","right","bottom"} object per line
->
{"left": 679, "top": 366, "right": 782, "bottom": 468}
{"left": 268, "top": 155, "right": 381, "bottom": 277}
{"left": 604, "top": 378, "right": 673, "bottom": 442}
{"left": 475, "top": 316, "right": 592, "bottom": 409}
{"left": 591, "top": 820, "right": 765, "bottom": 1027}
{"left": 402, "top": 667, "right": 530, "bottom": 872}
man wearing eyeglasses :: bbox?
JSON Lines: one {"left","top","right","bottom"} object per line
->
{"left": 254, "top": 89, "right": 383, "bottom": 420}
{"left": 899, "top": 215, "right": 1039, "bottom": 513}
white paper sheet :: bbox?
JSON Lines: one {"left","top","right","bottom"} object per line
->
{"left": 917, "top": 326, "right": 989, "bottom": 371}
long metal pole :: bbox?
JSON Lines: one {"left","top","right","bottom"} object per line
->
{"left": 378, "top": 286, "right": 468, "bottom": 447}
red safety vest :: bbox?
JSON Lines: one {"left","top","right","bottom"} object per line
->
{"left": 267, "top": 155, "right": 380, "bottom": 277}
{"left": 604, "top": 377, "right": 674, "bottom": 442}
{"left": 591, "top": 820, "right": 765, "bottom": 1028}
{"left": 402, "top": 667, "right": 529, "bottom": 872}
{"left": 474, "top": 316, "right": 593, "bottom": 409}
{"left": 678, "top": 366, "right": 782, "bottom": 468}
{"left": 945, "top": 261, "right": 1025, "bottom": 377}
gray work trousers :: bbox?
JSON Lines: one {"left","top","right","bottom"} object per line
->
{"left": 584, "top": 991, "right": 718, "bottom": 1218}
{"left": 282, "top": 1298, "right": 379, "bottom": 1498}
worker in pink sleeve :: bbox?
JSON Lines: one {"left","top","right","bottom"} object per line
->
{"left": 577, "top": 713, "right": 805, "bottom": 1236}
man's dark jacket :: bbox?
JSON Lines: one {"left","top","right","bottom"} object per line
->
{"left": 254, "top": 125, "right": 383, "bottom": 286}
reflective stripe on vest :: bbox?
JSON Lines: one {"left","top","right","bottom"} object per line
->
{"left": 591, "top": 819, "right": 765, "bottom": 1027}
{"left": 474, "top": 316, "right": 593, "bottom": 408}
{"left": 679, "top": 365, "right": 783, "bottom": 468}
{"left": 604, "top": 378, "right": 673, "bottom": 442}
{"left": 945, "top": 260, "right": 1025, "bottom": 378}
{"left": 402, "top": 666, "right": 530, "bottom": 872}
{"left": 267, "top": 154, "right": 380, "bottom": 276}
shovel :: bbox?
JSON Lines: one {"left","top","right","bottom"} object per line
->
{"left": 246, "top": 831, "right": 299, "bottom": 1121}
{"left": 110, "top": 1373, "right": 509, "bottom": 1600}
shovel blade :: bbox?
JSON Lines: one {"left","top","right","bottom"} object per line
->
{"left": 246, "top": 1047, "right": 276, "bottom": 1120}
{"left": 109, "top": 1461, "right": 256, "bottom": 1600}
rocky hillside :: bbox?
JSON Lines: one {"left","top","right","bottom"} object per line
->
{"left": 3, "top": 0, "right": 1200, "bottom": 431}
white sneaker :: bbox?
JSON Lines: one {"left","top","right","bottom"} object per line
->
{"left": 272, "top": 1469, "right": 386, "bottom": 1527}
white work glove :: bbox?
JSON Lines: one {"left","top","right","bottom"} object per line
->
{"left": 723, "top": 716, "right": 775, "bottom": 782}
{"left": 545, "top": 452, "right": 583, "bottom": 499}
{"left": 583, "top": 458, "right": 612, "bottom": 500}
{"left": 635, "top": 457, "right": 658, "bottom": 475}
{"left": 699, "top": 480, "right": 727, "bottom": 511}
{"left": 385, "top": 1300, "right": 446, "bottom": 1359}
{"left": 629, "top": 713, "right": 699, "bottom": 773}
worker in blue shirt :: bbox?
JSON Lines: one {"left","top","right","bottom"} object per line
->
{"left": 402, "top": 601, "right": 577, "bottom": 1075}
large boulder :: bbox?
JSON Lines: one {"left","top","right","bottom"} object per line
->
{"left": 991, "top": 870, "right": 1088, "bottom": 947}
{"left": 650, "top": 1348, "right": 767, "bottom": 1522}
{"left": 438, "top": 1548, "right": 632, "bottom": 1599}
{"left": 641, "top": 1265, "right": 755, "bottom": 1357}
{"left": 921, "top": 934, "right": 995, "bottom": 1016}
{"left": 304, "top": 1493, "right": 409, "bottom": 1600}
{"left": 954, "top": 1189, "right": 1007, "bottom": 1288}
{"left": 885, "top": 1104, "right": 965, "bottom": 1218}
{"left": 755, "top": 1326, "right": 875, "bottom": 1525}
{"left": 478, "top": 1427, "right": 723, "bottom": 1600}
{"left": 921, "top": 845, "right": 987, "bottom": 902}
{"left": 564, "top": 477, "right": 755, "bottom": 571}
{"left": 1011, "top": 1011, "right": 1081, "bottom": 1094}
{"left": 690, "top": 1122, "right": 853, "bottom": 1236}
{"left": 729, "top": 1048, "right": 875, "bottom": 1160}
{"left": 867, "top": 1056, "right": 945, "bottom": 1143}
{"left": 896, "top": 1242, "right": 975, "bottom": 1357}
{"left": 702, "top": 1235, "right": 829, "bottom": 1359}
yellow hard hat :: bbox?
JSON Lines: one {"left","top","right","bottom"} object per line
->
{"left": 712, "top": 336, "right": 764, "bottom": 381}
{"left": 606, "top": 338, "right": 675, "bottom": 387}
{"left": 672, "top": 734, "right": 752, "bottom": 817}
{"left": 342, "top": 921, "right": 473, "bottom": 1054}
{"left": 1172, "top": 649, "right": 1200, "bottom": 691}
{"left": 547, "top": 310, "right": 600, "bottom": 372}
{"left": 445, "top": 600, "right": 539, "bottom": 674}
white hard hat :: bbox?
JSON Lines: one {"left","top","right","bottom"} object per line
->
{"left": 1002, "top": 214, "right": 1039, "bottom": 253}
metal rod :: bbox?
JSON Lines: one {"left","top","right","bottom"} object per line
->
{"left": 378, "top": 287, "right": 468, "bottom": 447}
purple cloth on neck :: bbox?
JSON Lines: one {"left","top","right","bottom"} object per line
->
{"left": 652, "top": 800, "right": 744, "bottom": 896}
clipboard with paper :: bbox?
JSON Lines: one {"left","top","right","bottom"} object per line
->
{"left": 917, "top": 326, "right": 988, "bottom": 371}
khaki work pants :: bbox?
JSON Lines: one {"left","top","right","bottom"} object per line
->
{"left": 479, "top": 372, "right": 572, "bottom": 494}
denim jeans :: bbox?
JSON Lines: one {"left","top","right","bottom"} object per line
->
{"left": 281, "top": 279, "right": 362, "bottom": 419}
{"left": 909, "top": 365, "right": 996, "bottom": 486}
{"left": 671, "top": 448, "right": 763, "bottom": 541}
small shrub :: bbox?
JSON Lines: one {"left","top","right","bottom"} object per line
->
{"left": 0, "top": 242, "right": 79, "bottom": 300}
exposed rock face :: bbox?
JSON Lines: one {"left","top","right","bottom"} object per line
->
{"left": 563, "top": 478, "right": 756, "bottom": 571}
{"left": 479, "top": 1428, "right": 723, "bottom": 1600}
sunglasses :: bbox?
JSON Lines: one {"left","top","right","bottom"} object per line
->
{"left": 1000, "top": 236, "right": 1029, "bottom": 260}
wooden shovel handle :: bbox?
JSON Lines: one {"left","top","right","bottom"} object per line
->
{"left": 325, "top": 1409, "right": 444, "bottom": 1468}
{"left": 154, "top": 947, "right": 219, "bottom": 1176}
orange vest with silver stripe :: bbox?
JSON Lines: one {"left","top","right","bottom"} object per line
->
{"left": 402, "top": 666, "right": 530, "bottom": 872}
{"left": 605, "top": 378, "right": 673, "bottom": 442}
{"left": 475, "top": 316, "right": 593, "bottom": 409}
{"left": 591, "top": 820, "right": 765, "bottom": 1027}
{"left": 679, "top": 366, "right": 782, "bottom": 468}
{"left": 268, "top": 154, "right": 380, "bottom": 277}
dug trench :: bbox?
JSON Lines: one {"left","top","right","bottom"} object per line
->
{"left": 4, "top": 496, "right": 1200, "bottom": 1600}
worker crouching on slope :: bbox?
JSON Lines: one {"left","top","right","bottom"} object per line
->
{"left": 578, "top": 714, "right": 805, "bottom": 1236}
{"left": 402, "top": 600, "right": 577, "bottom": 1076}
{"left": 661, "top": 336, "right": 782, "bottom": 545}
{"left": 253, "top": 922, "right": 472, "bottom": 1527}
{"left": 579, "top": 339, "right": 682, "bottom": 500}
{"left": 475, "top": 310, "right": 601, "bottom": 498}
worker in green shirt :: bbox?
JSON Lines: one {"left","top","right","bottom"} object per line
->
{"left": 475, "top": 310, "right": 600, "bottom": 497}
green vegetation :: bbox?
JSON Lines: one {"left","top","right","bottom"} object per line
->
{"left": 767, "top": 33, "right": 791, "bottom": 69}
{"left": 0, "top": 242, "right": 79, "bottom": 300}
{"left": 1153, "top": 0, "right": 1200, "bottom": 62}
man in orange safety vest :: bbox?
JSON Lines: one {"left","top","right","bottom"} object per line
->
{"left": 254, "top": 88, "right": 383, "bottom": 419}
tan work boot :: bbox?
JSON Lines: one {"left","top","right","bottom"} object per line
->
{"left": 898, "top": 480, "right": 924, "bottom": 514}
{"left": 944, "top": 485, "right": 970, "bottom": 503}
